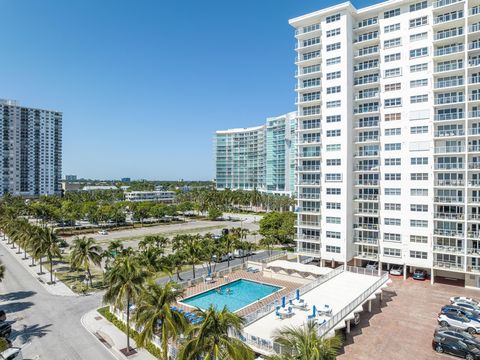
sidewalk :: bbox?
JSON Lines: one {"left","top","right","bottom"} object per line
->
{"left": 81, "top": 309, "right": 156, "bottom": 360}
{"left": 0, "top": 238, "right": 76, "bottom": 297}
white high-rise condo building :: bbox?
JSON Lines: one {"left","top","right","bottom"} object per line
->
{"left": 0, "top": 99, "right": 62, "bottom": 197}
{"left": 290, "top": 0, "right": 480, "bottom": 287}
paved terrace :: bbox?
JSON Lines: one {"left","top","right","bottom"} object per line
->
{"left": 174, "top": 270, "right": 301, "bottom": 317}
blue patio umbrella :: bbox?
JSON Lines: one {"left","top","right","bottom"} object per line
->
{"left": 312, "top": 305, "right": 317, "bottom": 317}
{"left": 282, "top": 296, "right": 286, "bottom": 308}
{"left": 296, "top": 289, "right": 300, "bottom": 300}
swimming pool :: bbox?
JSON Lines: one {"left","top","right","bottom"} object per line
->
{"left": 181, "top": 279, "right": 281, "bottom": 312}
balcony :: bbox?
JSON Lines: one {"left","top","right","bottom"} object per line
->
{"left": 355, "top": 135, "right": 379, "bottom": 143}
{"left": 354, "top": 77, "right": 379, "bottom": 87}
{"left": 434, "top": 112, "right": 465, "bottom": 121}
{"left": 354, "top": 62, "right": 379, "bottom": 73}
{"left": 296, "top": 97, "right": 321, "bottom": 105}
{"left": 297, "top": 193, "right": 321, "bottom": 200}
{"left": 433, "top": 261, "right": 464, "bottom": 271}
{"left": 469, "top": 75, "right": 480, "bottom": 85}
{"left": 295, "top": 247, "right": 322, "bottom": 257}
{"left": 434, "top": 44, "right": 465, "bottom": 57}
{"left": 354, "top": 150, "right": 379, "bottom": 158}
{"left": 468, "top": 214, "right": 480, "bottom": 221}
{"left": 295, "top": 25, "right": 321, "bottom": 38}
{"left": 434, "top": 179, "right": 465, "bottom": 186}
{"left": 296, "top": 234, "right": 321, "bottom": 241}
{"left": 434, "top": 229, "right": 464, "bottom": 236}
{"left": 354, "top": 106, "right": 379, "bottom": 114}
{"left": 468, "top": 163, "right": 480, "bottom": 170}
{"left": 354, "top": 251, "right": 379, "bottom": 260}
{"left": 433, "top": 0, "right": 463, "bottom": 8}
{"left": 468, "top": 231, "right": 480, "bottom": 238}
{"left": 297, "top": 180, "right": 321, "bottom": 186}
{"left": 298, "top": 138, "right": 321, "bottom": 145}
{"left": 434, "top": 129, "right": 465, "bottom": 137}
{"left": 295, "top": 53, "right": 321, "bottom": 65}
{"left": 434, "top": 196, "right": 464, "bottom": 203}
{"left": 434, "top": 212, "right": 464, "bottom": 220}
{"left": 355, "top": 91, "right": 379, "bottom": 101}
{"left": 434, "top": 163, "right": 465, "bottom": 170}
{"left": 434, "top": 145, "right": 465, "bottom": 153}
{"left": 295, "top": 41, "right": 322, "bottom": 52}
{"left": 297, "top": 165, "right": 321, "bottom": 172}
{"left": 435, "top": 60, "right": 464, "bottom": 73}
{"left": 434, "top": 94, "right": 465, "bottom": 105}
{"left": 354, "top": 46, "right": 379, "bottom": 58}
{"left": 433, "top": 245, "right": 464, "bottom": 254}
{"left": 354, "top": 207, "right": 379, "bottom": 215}
{"left": 354, "top": 32, "right": 379, "bottom": 45}
{"left": 470, "top": 58, "right": 480, "bottom": 68}
{"left": 469, "top": 110, "right": 480, "bottom": 118}
{"left": 434, "top": 78, "right": 465, "bottom": 89}
{"left": 353, "top": 194, "right": 379, "bottom": 201}
{"left": 434, "top": 10, "right": 464, "bottom": 25}
{"left": 354, "top": 179, "right": 379, "bottom": 186}
{"left": 298, "top": 152, "right": 321, "bottom": 159}
{"left": 434, "top": 28, "right": 464, "bottom": 42}
{"left": 467, "top": 248, "right": 480, "bottom": 256}
{"left": 353, "top": 223, "right": 379, "bottom": 230}
{"left": 469, "top": 42, "right": 480, "bottom": 52}
{"left": 295, "top": 221, "right": 321, "bottom": 228}
{"left": 468, "top": 197, "right": 480, "bottom": 203}
{"left": 354, "top": 165, "right": 379, "bottom": 172}
{"left": 354, "top": 237, "right": 379, "bottom": 245}
{"left": 470, "top": 93, "right": 480, "bottom": 102}
{"left": 355, "top": 119, "right": 379, "bottom": 128}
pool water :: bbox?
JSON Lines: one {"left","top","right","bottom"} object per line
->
{"left": 181, "top": 279, "right": 281, "bottom": 312}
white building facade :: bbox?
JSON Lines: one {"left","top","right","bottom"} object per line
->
{"left": 290, "top": 0, "right": 480, "bottom": 287}
{"left": 124, "top": 190, "right": 175, "bottom": 203}
{"left": 0, "top": 99, "right": 62, "bottom": 197}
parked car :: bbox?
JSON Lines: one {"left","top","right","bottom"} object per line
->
{"left": 212, "top": 234, "right": 222, "bottom": 240}
{"left": 0, "top": 323, "right": 11, "bottom": 338}
{"left": 0, "top": 347, "right": 23, "bottom": 360}
{"left": 389, "top": 265, "right": 403, "bottom": 276}
{"left": 98, "top": 230, "right": 108, "bottom": 235}
{"left": 433, "top": 336, "right": 480, "bottom": 359}
{"left": 212, "top": 253, "right": 233, "bottom": 263}
{"left": 366, "top": 261, "right": 378, "bottom": 270}
{"left": 412, "top": 269, "right": 427, "bottom": 280}
{"left": 0, "top": 311, "right": 5, "bottom": 322}
{"left": 451, "top": 297, "right": 480, "bottom": 306}
{"left": 438, "top": 313, "right": 480, "bottom": 334}
{"left": 453, "top": 301, "right": 480, "bottom": 314}
{"left": 442, "top": 305, "right": 480, "bottom": 321}
{"left": 434, "top": 326, "right": 480, "bottom": 349}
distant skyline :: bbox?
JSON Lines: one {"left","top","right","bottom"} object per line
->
{"left": 1, "top": 0, "right": 381, "bottom": 180}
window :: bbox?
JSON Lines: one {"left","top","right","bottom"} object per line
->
{"left": 410, "top": 126, "right": 428, "bottom": 135}
{"left": 385, "top": 83, "right": 401, "bottom": 91}
{"left": 385, "top": 188, "right": 401, "bottom": 195}
{"left": 303, "top": 37, "right": 321, "bottom": 47}
{"left": 326, "top": 245, "right": 341, "bottom": 253}
{"left": 410, "top": 219, "right": 428, "bottom": 227}
{"left": 326, "top": 231, "right": 341, "bottom": 239}
{"left": 411, "top": 94, "right": 428, "bottom": 103}
{"left": 325, "top": 173, "right": 342, "bottom": 182}
{"left": 410, "top": 1, "right": 427, "bottom": 12}
{"left": 302, "top": 50, "right": 321, "bottom": 61}
{"left": 384, "top": 8, "right": 400, "bottom": 18}
{"left": 410, "top": 32, "right": 428, "bottom": 41}
{"left": 410, "top": 47, "right": 428, "bottom": 59}
{"left": 385, "top": 158, "right": 401, "bottom": 165}
{"left": 384, "top": 248, "right": 401, "bottom": 257}
{"left": 326, "top": 71, "right": 341, "bottom": 80}
{"left": 326, "top": 202, "right": 341, "bottom": 209}
{"left": 410, "top": 250, "right": 428, "bottom": 259}
{"left": 410, "top": 79, "right": 428, "bottom": 87}
{"left": 385, "top": 173, "right": 401, "bottom": 180}
{"left": 411, "top": 188, "right": 428, "bottom": 196}
{"left": 326, "top": 57, "right": 341, "bottom": 65}
{"left": 385, "top": 203, "right": 401, "bottom": 210}
{"left": 385, "top": 53, "right": 401, "bottom": 62}
{"left": 326, "top": 217, "right": 341, "bottom": 224}
{"left": 326, "top": 159, "right": 341, "bottom": 165}
{"left": 384, "top": 38, "right": 401, "bottom": 49}
{"left": 384, "top": 23, "right": 400, "bottom": 33}
{"left": 410, "top": 63, "right": 428, "bottom": 72}
{"left": 326, "top": 14, "right": 341, "bottom": 23}
{"left": 411, "top": 204, "right": 428, "bottom": 212}
{"left": 358, "top": 17, "right": 378, "bottom": 28}
{"left": 303, "top": 78, "right": 321, "bottom": 88}
{"left": 410, "top": 235, "right": 428, "bottom": 244}
{"left": 385, "top": 113, "right": 401, "bottom": 121}
{"left": 327, "top": 86, "right": 341, "bottom": 94}
{"left": 410, "top": 16, "right": 428, "bottom": 28}
{"left": 385, "top": 218, "right": 401, "bottom": 226}
{"left": 326, "top": 188, "right": 341, "bottom": 195}
{"left": 326, "top": 144, "right": 341, "bottom": 151}
{"left": 326, "top": 42, "right": 341, "bottom": 51}
{"left": 326, "top": 28, "right": 341, "bottom": 37}
{"left": 326, "top": 115, "right": 341, "bottom": 123}
{"left": 302, "top": 64, "right": 321, "bottom": 75}
{"left": 302, "top": 23, "right": 320, "bottom": 33}
{"left": 385, "top": 68, "right": 401, "bottom": 78}
{"left": 385, "top": 128, "right": 401, "bottom": 136}
{"left": 384, "top": 233, "right": 401, "bottom": 242}
{"left": 385, "top": 98, "right": 402, "bottom": 107}
{"left": 326, "top": 100, "right": 341, "bottom": 108}
{"left": 326, "top": 130, "right": 341, "bottom": 137}
{"left": 411, "top": 173, "right": 428, "bottom": 180}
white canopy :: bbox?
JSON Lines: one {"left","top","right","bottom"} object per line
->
{"left": 266, "top": 260, "right": 333, "bottom": 277}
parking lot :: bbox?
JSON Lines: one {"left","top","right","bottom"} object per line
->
{"left": 338, "top": 276, "right": 480, "bottom": 360}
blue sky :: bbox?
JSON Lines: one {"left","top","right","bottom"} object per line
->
{"left": 1, "top": 0, "right": 380, "bottom": 180}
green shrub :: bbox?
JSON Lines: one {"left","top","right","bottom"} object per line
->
{"left": 96, "top": 307, "right": 162, "bottom": 358}
{"left": 0, "top": 337, "right": 9, "bottom": 352}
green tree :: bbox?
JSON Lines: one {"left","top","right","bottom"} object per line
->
{"left": 70, "top": 236, "right": 102, "bottom": 288}
{"left": 207, "top": 207, "right": 222, "bottom": 221}
{"left": 173, "top": 234, "right": 203, "bottom": 279}
{"left": 259, "top": 212, "right": 295, "bottom": 246}
{"left": 103, "top": 256, "right": 150, "bottom": 354}
{"left": 177, "top": 305, "right": 254, "bottom": 360}
{"left": 40, "top": 227, "right": 62, "bottom": 284}
{"left": 135, "top": 281, "right": 188, "bottom": 359}
{"left": 267, "top": 321, "right": 342, "bottom": 360}
{"left": 259, "top": 235, "right": 277, "bottom": 256}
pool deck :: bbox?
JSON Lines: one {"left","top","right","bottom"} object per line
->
{"left": 175, "top": 270, "right": 301, "bottom": 317}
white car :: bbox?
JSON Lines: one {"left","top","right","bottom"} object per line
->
{"left": 98, "top": 230, "right": 108, "bottom": 235}
{"left": 366, "top": 261, "right": 378, "bottom": 270}
{"left": 389, "top": 265, "right": 403, "bottom": 276}
{"left": 438, "top": 313, "right": 480, "bottom": 335}
{"left": 452, "top": 301, "right": 480, "bottom": 314}
{"left": 451, "top": 297, "right": 480, "bottom": 306}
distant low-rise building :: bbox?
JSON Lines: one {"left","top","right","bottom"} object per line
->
{"left": 65, "top": 175, "right": 77, "bottom": 182}
{"left": 82, "top": 185, "right": 118, "bottom": 191}
{"left": 124, "top": 190, "right": 175, "bottom": 203}
{"left": 121, "top": 177, "right": 131, "bottom": 182}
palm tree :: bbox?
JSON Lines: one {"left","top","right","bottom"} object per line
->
{"left": 70, "top": 236, "right": 102, "bottom": 288}
{"left": 259, "top": 235, "right": 277, "bottom": 256}
{"left": 135, "top": 281, "right": 187, "bottom": 359}
{"left": 173, "top": 235, "right": 203, "bottom": 279}
{"left": 177, "top": 305, "right": 254, "bottom": 360}
{"left": 39, "top": 227, "right": 62, "bottom": 284}
{"left": 267, "top": 321, "right": 342, "bottom": 360}
{"left": 103, "top": 256, "right": 150, "bottom": 354}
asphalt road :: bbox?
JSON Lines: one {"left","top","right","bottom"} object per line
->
{"left": 0, "top": 244, "right": 112, "bottom": 360}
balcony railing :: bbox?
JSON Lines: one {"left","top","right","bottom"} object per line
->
{"left": 468, "top": 231, "right": 480, "bottom": 237}
{"left": 434, "top": 129, "right": 465, "bottom": 137}
{"left": 434, "top": 196, "right": 464, "bottom": 203}
{"left": 296, "top": 234, "right": 321, "bottom": 241}
{"left": 468, "top": 163, "right": 480, "bottom": 170}
{"left": 434, "top": 10, "right": 464, "bottom": 24}
{"left": 434, "top": 28, "right": 464, "bottom": 41}
{"left": 468, "top": 197, "right": 480, "bottom": 203}
{"left": 434, "top": 145, "right": 465, "bottom": 153}
{"left": 470, "top": 6, "right": 480, "bottom": 16}
{"left": 354, "top": 151, "right": 379, "bottom": 157}
{"left": 434, "top": 261, "right": 464, "bottom": 271}
{"left": 435, "top": 61, "right": 464, "bottom": 73}
{"left": 354, "top": 251, "right": 379, "bottom": 259}
{"left": 468, "top": 214, "right": 480, "bottom": 220}
{"left": 354, "top": 106, "right": 379, "bottom": 114}
{"left": 469, "top": 42, "right": 480, "bottom": 51}
{"left": 355, "top": 136, "right": 379, "bottom": 143}
{"left": 469, "top": 76, "right": 480, "bottom": 84}
{"left": 297, "top": 180, "right": 321, "bottom": 186}
{"left": 470, "top": 59, "right": 480, "bottom": 67}
{"left": 354, "top": 223, "right": 379, "bottom": 230}
{"left": 355, "top": 46, "right": 379, "bottom": 57}
{"left": 434, "top": 44, "right": 465, "bottom": 57}
{"left": 434, "top": 163, "right": 464, "bottom": 170}
{"left": 433, "top": 245, "right": 464, "bottom": 253}
{"left": 355, "top": 92, "right": 379, "bottom": 100}
{"left": 297, "top": 165, "right": 321, "bottom": 171}
{"left": 355, "top": 179, "right": 379, "bottom": 186}
{"left": 470, "top": 94, "right": 480, "bottom": 102}
{"left": 297, "top": 193, "right": 321, "bottom": 200}
{"left": 433, "top": 0, "right": 463, "bottom": 8}
{"left": 354, "top": 165, "right": 379, "bottom": 171}
{"left": 354, "top": 208, "right": 379, "bottom": 214}
{"left": 435, "top": 112, "right": 464, "bottom": 121}
{"left": 435, "top": 78, "right": 464, "bottom": 88}
{"left": 355, "top": 120, "right": 379, "bottom": 128}
{"left": 434, "top": 212, "right": 464, "bottom": 220}
{"left": 353, "top": 195, "right": 379, "bottom": 201}
{"left": 435, "top": 95, "right": 465, "bottom": 105}
{"left": 434, "top": 229, "right": 464, "bottom": 236}
{"left": 435, "top": 179, "right": 465, "bottom": 186}
{"left": 354, "top": 237, "right": 379, "bottom": 245}
{"left": 470, "top": 111, "right": 480, "bottom": 118}
{"left": 295, "top": 221, "right": 321, "bottom": 228}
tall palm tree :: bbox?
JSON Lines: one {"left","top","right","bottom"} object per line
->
{"left": 177, "top": 305, "right": 254, "bottom": 360}
{"left": 267, "top": 321, "right": 342, "bottom": 360}
{"left": 70, "top": 236, "right": 102, "bottom": 288}
{"left": 103, "top": 256, "right": 150, "bottom": 354}
{"left": 39, "top": 227, "right": 62, "bottom": 284}
{"left": 173, "top": 235, "right": 202, "bottom": 279}
{"left": 135, "top": 281, "right": 187, "bottom": 360}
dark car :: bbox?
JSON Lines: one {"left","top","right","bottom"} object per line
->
{"left": 442, "top": 305, "right": 480, "bottom": 320}
{"left": 435, "top": 327, "right": 480, "bottom": 349}
{"left": 433, "top": 336, "right": 480, "bottom": 359}
{"left": 0, "top": 311, "right": 5, "bottom": 322}
{"left": 0, "top": 322, "right": 11, "bottom": 338}
{"left": 413, "top": 269, "right": 427, "bottom": 280}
